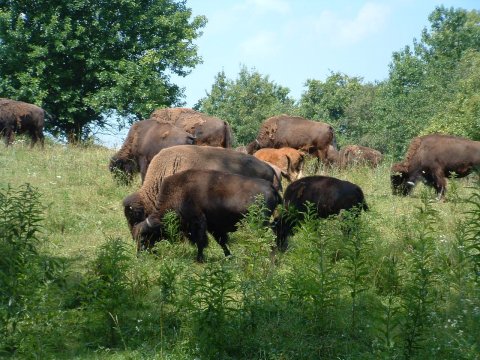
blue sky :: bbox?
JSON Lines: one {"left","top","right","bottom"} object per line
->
{"left": 175, "top": 0, "right": 479, "bottom": 107}
{"left": 100, "top": 0, "right": 478, "bottom": 147}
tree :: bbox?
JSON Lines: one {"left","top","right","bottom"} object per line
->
{"left": 0, "top": 0, "right": 206, "bottom": 142}
{"left": 196, "top": 66, "right": 296, "bottom": 145}
{"left": 298, "top": 72, "right": 363, "bottom": 145}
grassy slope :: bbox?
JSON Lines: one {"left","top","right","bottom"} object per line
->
{"left": 1, "top": 142, "right": 479, "bottom": 358}
{"left": 0, "top": 141, "right": 476, "bottom": 267}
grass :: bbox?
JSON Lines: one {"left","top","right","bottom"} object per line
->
{"left": 1, "top": 140, "right": 479, "bottom": 359}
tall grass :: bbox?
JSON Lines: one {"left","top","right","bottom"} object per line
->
{"left": 1, "top": 143, "right": 479, "bottom": 359}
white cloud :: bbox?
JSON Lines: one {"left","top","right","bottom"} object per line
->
{"left": 239, "top": 31, "right": 281, "bottom": 58}
{"left": 312, "top": 2, "right": 391, "bottom": 45}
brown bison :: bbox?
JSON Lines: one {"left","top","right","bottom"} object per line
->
{"left": 246, "top": 115, "right": 336, "bottom": 162}
{"left": 132, "top": 169, "right": 281, "bottom": 262}
{"left": 275, "top": 176, "right": 368, "bottom": 250}
{"left": 391, "top": 134, "right": 480, "bottom": 199}
{"left": 253, "top": 147, "right": 305, "bottom": 182}
{"left": 109, "top": 119, "right": 195, "bottom": 184}
{"left": 150, "top": 107, "right": 233, "bottom": 148}
{"left": 326, "top": 145, "right": 383, "bottom": 168}
{"left": 123, "top": 145, "right": 282, "bottom": 237}
{"left": 0, "top": 98, "right": 50, "bottom": 148}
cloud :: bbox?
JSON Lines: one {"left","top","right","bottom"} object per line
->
{"left": 312, "top": 2, "right": 391, "bottom": 45}
{"left": 239, "top": 31, "right": 280, "bottom": 58}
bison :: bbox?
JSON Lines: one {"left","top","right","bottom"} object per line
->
{"left": 275, "top": 176, "right": 368, "bottom": 250}
{"left": 253, "top": 147, "right": 305, "bottom": 182}
{"left": 109, "top": 119, "right": 195, "bottom": 184}
{"left": 123, "top": 145, "right": 282, "bottom": 237}
{"left": 132, "top": 169, "right": 281, "bottom": 262}
{"left": 246, "top": 115, "right": 336, "bottom": 164}
{"left": 0, "top": 98, "right": 50, "bottom": 148}
{"left": 391, "top": 134, "right": 480, "bottom": 199}
{"left": 150, "top": 107, "right": 233, "bottom": 148}
{"left": 326, "top": 144, "right": 383, "bottom": 168}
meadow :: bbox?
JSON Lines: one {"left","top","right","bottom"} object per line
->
{"left": 1, "top": 140, "right": 479, "bottom": 359}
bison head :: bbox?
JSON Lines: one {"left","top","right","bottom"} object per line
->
{"left": 109, "top": 156, "right": 136, "bottom": 184}
{"left": 132, "top": 216, "right": 162, "bottom": 252}
{"left": 123, "top": 193, "right": 147, "bottom": 234}
{"left": 390, "top": 163, "right": 414, "bottom": 196}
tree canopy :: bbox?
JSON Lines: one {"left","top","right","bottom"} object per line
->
{"left": 0, "top": 0, "right": 206, "bottom": 142}
{"left": 196, "top": 66, "right": 296, "bottom": 145}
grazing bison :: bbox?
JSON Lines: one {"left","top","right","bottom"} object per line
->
{"left": 253, "top": 147, "right": 305, "bottom": 182}
{"left": 326, "top": 145, "right": 383, "bottom": 168}
{"left": 123, "top": 145, "right": 282, "bottom": 236}
{"left": 109, "top": 119, "right": 195, "bottom": 184}
{"left": 132, "top": 169, "right": 281, "bottom": 262}
{"left": 0, "top": 98, "right": 50, "bottom": 148}
{"left": 275, "top": 176, "right": 368, "bottom": 249}
{"left": 246, "top": 115, "right": 336, "bottom": 163}
{"left": 150, "top": 107, "right": 233, "bottom": 148}
{"left": 391, "top": 134, "right": 480, "bottom": 199}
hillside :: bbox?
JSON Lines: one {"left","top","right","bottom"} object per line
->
{"left": 1, "top": 142, "right": 479, "bottom": 359}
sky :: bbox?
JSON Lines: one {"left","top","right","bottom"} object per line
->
{"left": 175, "top": 0, "right": 479, "bottom": 106}
{"left": 99, "top": 0, "right": 479, "bottom": 148}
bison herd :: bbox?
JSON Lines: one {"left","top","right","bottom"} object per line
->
{"left": 2, "top": 99, "right": 480, "bottom": 262}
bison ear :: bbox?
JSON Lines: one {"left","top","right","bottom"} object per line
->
{"left": 161, "top": 131, "right": 170, "bottom": 138}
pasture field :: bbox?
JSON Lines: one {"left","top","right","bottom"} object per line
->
{"left": 1, "top": 141, "right": 479, "bottom": 359}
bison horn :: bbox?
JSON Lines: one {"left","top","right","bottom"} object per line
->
{"left": 406, "top": 181, "right": 415, "bottom": 186}
{"left": 146, "top": 217, "right": 154, "bottom": 228}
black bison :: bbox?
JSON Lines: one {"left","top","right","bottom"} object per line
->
{"left": 0, "top": 98, "right": 50, "bottom": 148}
{"left": 275, "top": 176, "right": 368, "bottom": 249}
{"left": 391, "top": 134, "right": 480, "bottom": 199}
{"left": 132, "top": 169, "right": 281, "bottom": 262}
{"left": 150, "top": 107, "right": 233, "bottom": 148}
{"left": 326, "top": 144, "right": 383, "bottom": 168}
{"left": 246, "top": 115, "right": 336, "bottom": 163}
{"left": 253, "top": 147, "right": 305, "bottom": 182}
{"left": 109, "top": 119, "right": 195, "bottom": 184}
{"left": 122, "top": 145, "right": 282, "bottom": 237}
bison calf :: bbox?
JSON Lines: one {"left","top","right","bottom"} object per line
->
{"left": 275, "top": 176, "right": 368, "bottom": 249}
{"left": 132, "top": 169, "right": 281, "bottom": 262}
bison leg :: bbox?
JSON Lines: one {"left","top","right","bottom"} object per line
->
{"left": 431, "top": 170, "right": 447, "bottom": 200}
{"left": 4, "top": 129, "right": 14, "bottom": 146}
{"left": 211, "top": 231, "right": 232, "bottom": 257}
{"left": 188, "top": 216, "right": 209, "bottom": 262}
{"left": 138, "top": 157, "right": 149, "bottom": 184}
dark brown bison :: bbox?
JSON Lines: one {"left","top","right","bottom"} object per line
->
{"left": 326, "top": 144, "right": 383, "bottom": 168}
{"left": 246, "top": 115, "right": 336, "bottom": 162}
{"left": 123, "top": 145, "right": 282, "bottom": 237}
{"left": 253, "top": 147, "right": 305, "bottom": 182}
{"left": 109, "top": 119, "right": 195, "bottom": 184}
{"left": 391, "top": 134, "right": 480, "bottom": 199}
{"left": 275, "top": 176, "right": 368, "bottom": 250}
{"left": 150, "top": 107, "right": 233, "bottom": 148}
{"left": 132, "top": 169, "right": 281, "bottom": 262}
{"left": 0, "top": 98, "right": 50, "bottom": 148}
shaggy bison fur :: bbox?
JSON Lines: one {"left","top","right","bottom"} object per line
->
{"left": 150, "top": 107, "right": 233, "bottom": 148}
{"left": 391, "top": 134, "right": 480, "bottom": 199}
{"left": 109, "top": 119, "right": 195, "bottom": 184}
{"left": 0, "top": 98, "right": 50, "bottom": 148}
{"left": 132, "top": 169, "right": 281, "bottom": 262}
{"left": 275, "top": 176, "right": 368, "bottom": 250}
{"left": 122, "top": 145, "right": 282, "bottom": 238}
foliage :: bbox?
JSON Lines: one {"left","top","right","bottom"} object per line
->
{"left": 0, "top": 0, "right": 206, "bottom": 142}
{"left": 1, "top": 144, "right": 480, "bottom": 358}
{"left": 195, "top": 66, "right": 297, "bottom": 145}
